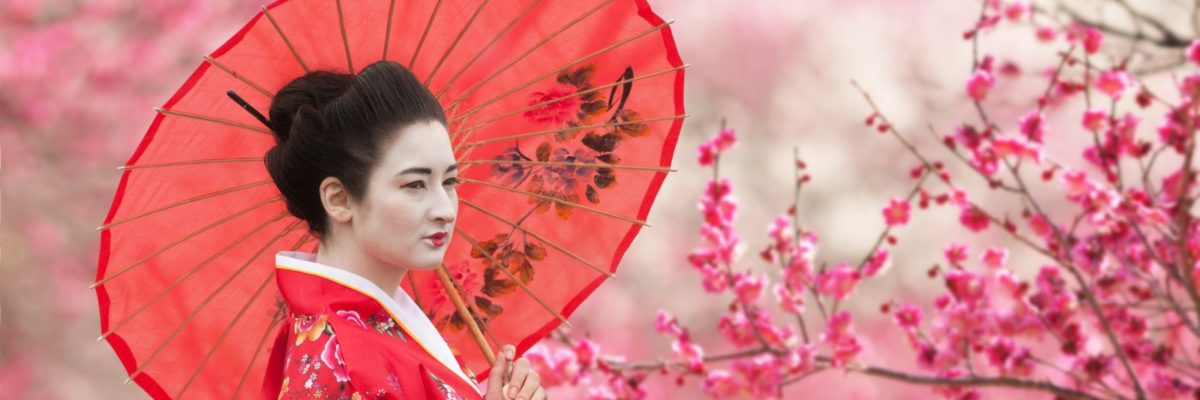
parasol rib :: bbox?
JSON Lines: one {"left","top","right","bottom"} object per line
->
{"left": 453, "top": 226, "right": 571, "bottom": 329}
{"left": 382, "top": 0, "right": 397, "bottom": 60}
{"left": 459, "top": 198, "right": 615, "bottom": 279}
{"left": 98, "top": 181, "right": 273, "bottom": 231}
{"left": 119, "top": 157, "right": 262, "bottom": 171}
{"left": 261, "top": 6, "right": 309, "bottom": 73}
{"left": 203, "top": 55, "right": 273, "bottom": 99}
{"left": 174, "top": 221, "right": 303, "bottom": 398}
{"left": 336, "top": 0, "right": 354, "bottom": 73}
{"left": 437, "top": 0, "right": 615, "bottom": 103}
{"left": 93, "top": 196, "right": 283, "bottom": 288}
{"left": 122, "top": 213, "right": 291, "bottom": 383}
{"left": 454, "top": 114, "right": 687, "bottom": 150}
{"left": 409, "top": 0, "right": 444, "bottom": 68}
{"left": 459, "top": 177, "right": 648, "bottom": 227}
{"left": 103, "top": 212, "right": 290, "bottom": 343}
{"left": 230, "top": 306, "right": 286, "bottom": 400}
{"left": 434, "top": 0, "right": 543, "bottom": 100}
{"left": 423, "top": 0, "right": 490, "bottom": 87}
{"left": 156, "top": 108, "right": 271, "bottom": 134}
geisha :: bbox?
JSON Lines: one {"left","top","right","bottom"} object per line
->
{"left": 258, "top": 60, "right": 545, "bottom": 400}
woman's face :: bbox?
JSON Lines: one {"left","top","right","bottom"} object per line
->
{"left": 350, "top": 120, "right": 458, "bottom": 272}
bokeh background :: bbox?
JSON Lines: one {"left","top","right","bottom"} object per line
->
{"left": 4, "top": 0, "right": 1194, "bottom": 398}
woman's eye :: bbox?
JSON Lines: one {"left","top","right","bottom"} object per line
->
{"left": 405, "top": 181, "right": 426, "bottom": 189}
{"left": 444, "top": 178, "right": 460, "bottom": 186}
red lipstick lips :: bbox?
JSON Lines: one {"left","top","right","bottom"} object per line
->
{"left": 425, "top": 232, "right": 447, "bottom": 247}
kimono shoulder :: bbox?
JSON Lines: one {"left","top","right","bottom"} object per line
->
{"left": 263, "top": 253, "right": 484, "bottom": 400}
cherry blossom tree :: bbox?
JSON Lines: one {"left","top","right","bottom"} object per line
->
{"left": 525, "top": 1, "right": 1200, "bottom": 399}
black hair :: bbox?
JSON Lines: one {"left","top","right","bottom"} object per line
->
{"left": 264, "top": 60, "right": 448, "bottom": 239}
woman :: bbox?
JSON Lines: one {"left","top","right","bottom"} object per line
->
{"left": 259, "top": 60, "right": 545, "bottom": 400}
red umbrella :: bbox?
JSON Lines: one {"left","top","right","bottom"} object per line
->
{"left": 95, "top": 0, "right": 685, "bottom": 398}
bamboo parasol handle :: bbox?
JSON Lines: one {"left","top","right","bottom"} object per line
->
{"left": 434, "top": 265, "right": 496, "bottom": 365}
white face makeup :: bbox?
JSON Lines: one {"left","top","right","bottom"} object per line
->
{"left": 349, "top": 119, "right": 459, "bottom": 273}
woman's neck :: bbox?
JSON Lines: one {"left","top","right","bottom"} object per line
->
{"left": 315, "top": 240, "right": 407, "bottom": 295}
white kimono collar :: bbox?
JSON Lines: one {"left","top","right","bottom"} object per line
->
{"left": 275, "top": 250, "right": 481, "bottom": 394}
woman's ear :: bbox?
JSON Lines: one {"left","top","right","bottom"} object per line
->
{"left": 319, "top": 176, "right": 354, "bottom": 224}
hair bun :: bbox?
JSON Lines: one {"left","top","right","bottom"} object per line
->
{"left": 267, "top": 71, "right": 356, "bottom": 145}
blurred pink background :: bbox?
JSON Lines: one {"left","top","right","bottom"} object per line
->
{"left": 6, "top": 0, "right": 1188, "bottom": 398}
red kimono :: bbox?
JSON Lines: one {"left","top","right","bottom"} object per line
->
{"left": 262, "top": 251, "right": 485, "bottom": 399}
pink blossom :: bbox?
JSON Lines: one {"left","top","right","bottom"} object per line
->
{"left": 1095, "top": 69, "right": 1133, "bottom": 99}
{"left": 980, "top": 246, "right": 1009, "bottom": 269}
{"left": 655, "top": 310, "right": 683, "bottom": 337}
{"left": 1028, "top": 213, "right": 1054, "bottom": 238}
{"left": 698, "top": 141, "right": 718, "bottom": 167}
{"left": 700, "top": 266, "right": 730, "bottom": 293}
{"left": 698, "top": 128, "right": 738, "bottom": 166}
{"left": 1189, "top": 39, "right": 1200, "bottom": 66}
{"left": 944, "top": 269, "right": 987, "bottom": 304}
{"left": 959, "top": 206, "right": 991, "bottom": 232}
{"left": 732, "top": 272, "right": 765, "bottom": 304}
{"left": 574, "top": 338, "right": 600, "bottom": 367}
{"left": 733, "top": 354, "right": 784, "bottom": 398}
{"left": 702, "top": 370, "right": 742, "bottom": 398}
{"left": 966, "top": 70, "right": 996, "bottom": 101}
{"left": 525, "top": 343, "right": 581, "bottom": 387}
{"left": 766, "top": 215, "right": 794, "bottom": 256}
{"left": 1067, "top": 24, "right": 1104, "bottom": 54}
{"left": 991, "top": 135, "right": 1043, "bottom": 163}
{"left": 863, "top": 249, "right": 891, "bottom": 277}
{"left": 815, "top": 263, "right": 860, "bottom": 300}
{"left": 1035, "top": 26, "right": 1057, "bottom": 42}
{"left": 944, "top": 242, "right": 969, "bottom": 265}
{"left": 713, "top": 128, "right": 738, "bottom": 151}
{"left": 949, "top": 188, "right": 969, "bottom": 208}
{"left": 1082, "top": 108, "right": 1107, "bottom": 131}
{"left": 717, "top": 313, "right": 758, "bottom": 348}
{"left": 1018, "top": 110, "right": 1046, "bottom": 142}
{"left": 1003, "top": 2, "right": 1027, "bottom": 21}
{"left": 671, "top": 338, "right": 705, "bottom": 372}
{"left": 821, "top": 312, "right": 863, "bottom": 367}
{"left": 1182, "top": 74, "right": 1200, "bottom": 102}
{"left": 882, "top": 197, "right": 911, "bottom": 226}
{"left": 774, "top": 284, "right": 805, "bottom": 314}
{"left": 893, "top": 303, "right": 923, "bottom": 330}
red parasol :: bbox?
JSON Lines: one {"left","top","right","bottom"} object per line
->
{"left": 95, "top": 0, "right": 684, "bottom": 398}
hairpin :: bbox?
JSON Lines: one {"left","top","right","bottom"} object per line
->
{"left": 226, "top": 90, "right": 273, "bottom": 131}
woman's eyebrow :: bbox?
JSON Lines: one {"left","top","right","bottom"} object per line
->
{"left": 395, "top": 164, "right": 458, "bottom": 177}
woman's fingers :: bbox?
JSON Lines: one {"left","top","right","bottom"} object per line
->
{"left": 506, "top": 357, "right": 529, "bottom": 399}
{"left": 486, "top": 345, "right": 514, "bottom": 400}
{"left": 515, "top": 367, "right": 540, "bottom": 400}
{"left": 531, "top": 387, "right": 547, "bottom": 400}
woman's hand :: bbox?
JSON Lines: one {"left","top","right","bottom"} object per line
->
{"left": 484, "top": 344, "right": 546, "bottom": 400}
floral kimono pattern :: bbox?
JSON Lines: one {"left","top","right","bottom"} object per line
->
{"left": 262, "top": 251, "right": 483, "bottom": 400}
